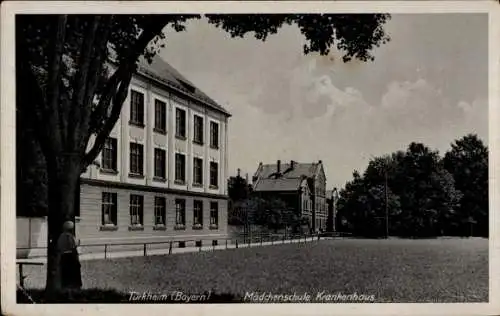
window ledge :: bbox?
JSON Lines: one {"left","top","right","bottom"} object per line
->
{"left": 129, "top": 121, "right": 145, "bottom": 128}
{"left": 100, "top": 225, "right": 118, "bottom": 231}
{"left": 174, "top": 180, "right": 186, "bottom": 185}
{"left": 153, "top": 176, "right": 167, "bottom": 183}
{"left": 192, "top": 224, "right": 203, "bottom": 230}
{"left": 210, "top": 145, "right": 219, "bottom": 150}
{"left": 175, "top": 135, "right": 187, "bottom": 141}
{"left": 153, "top": 128, "right": 167, "bottom": 135}
{"left": 128, "top": 225, "right": 144, "bottom": 231}
{"left": 209, "top": 224, "right": 219, "bottom": 230}
{"left": 192, "top": 183, "right": 203, "bottom": 188}
{"left": 193, "top": 140, "right": 204, "bottom": 146}
{"left": 153, "top": 225, "right": 167, "bottom": 231}
{"left": 129, "top": 173, "right": 145, "bottom": 179}
{"left": 100, "top": 169, "right": 119, "bottom": 175}
{"left": 209, "top": 185, "right": 219, "bottom": 190}
{"left": 174, "top": 225, "right": 186, "bottom": 230}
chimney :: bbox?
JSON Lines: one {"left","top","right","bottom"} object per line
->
{"left": 318, "top": 160, "right": 322, "bottom": 164}
{"left": 237, "top": 168, "right": 241, "bottom": 178}
{"left": 290, "top": 160, "right": 295, "bottom": 169}
{"left": 277, "top": 160, "right": 281, "bottom": 173}
{"left": 245, "top": 173, "right": 249, "bottom": 183}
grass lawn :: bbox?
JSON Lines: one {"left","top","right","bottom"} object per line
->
{"left": 21, "top": 238, "right": 488, "bottom": 303}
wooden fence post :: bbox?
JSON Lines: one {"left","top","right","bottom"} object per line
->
{"left": 104, "top": 244, "right": 107, "bottom": 259}
{"left": 143, "top": 243, "right": 147, "bottom": 256}
{"left": 169, "top": 241, "right": 173, "bottom": 255}
{"left": 236, "top": 240, "right": 239, "bottom": 249}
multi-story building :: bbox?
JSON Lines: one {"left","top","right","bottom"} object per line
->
{"left": 76, "top": 55, "right": 231, "bottom": 249}
{"left": 251, "top": 160, "right": 327, "bottom": 231}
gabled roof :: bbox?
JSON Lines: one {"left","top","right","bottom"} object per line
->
{"left": 253, "top": 161, "right": 321, "bottom": 192}
{"left": 137, "top": 56, "right": 231, "bottom": 117}
{"left": 253, "top": 178, "right": 305, "bottom": 192}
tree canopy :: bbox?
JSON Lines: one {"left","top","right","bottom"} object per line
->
{"left": 336, "top": 135, "right": 487, "bottom": 238}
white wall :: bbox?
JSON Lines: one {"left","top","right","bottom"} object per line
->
{"left": 81, "top": 73, "right": 229, "bottom": 195}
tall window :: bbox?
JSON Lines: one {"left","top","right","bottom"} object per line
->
{"left": 154, "top": 148, "right": 166, "bottom": 179}
{"left": 175, "top": 199, "right": 186, "bottom": 227}
{"left": 210, "top": 202, "right": 218, "bottom": 228}
{"left": 193, "top": 200, "right": 203, "bottom": 227}
{"left": 193, "top": 115, "right": 204, "bottom": 144}
{"left": 130, "top": 90, "right": 144, "bottom": 126}
{"left": 101, "top": 192, "right": 117, "bottom": 226}
{"left": 129, "top": 195, "right": 144, "bottom": 226}
{"left": 102, "top": 137, "right": 117, "bottom": 171}
{"left": 193, "top": 158, "right": 203, "bottom": 185}
{"left": 175, "top": 108, "right": 186, "bottom": 138}
{"left": 154, "top": 99, "right": 167, "bottom": 133}
{"left": 175, "top": 153, "right": 186, "bottom": 183}
{"left": 210, "top": 162, "right": 218, "bottom": 187}
{"left": 154, "top": 196, "right": 166, "bottom": 226}
{"left": 130, "top": 143, "right": 144, "bottom": 175}
{"left": 210, "top": 121, "right": 219, "bottom": 149}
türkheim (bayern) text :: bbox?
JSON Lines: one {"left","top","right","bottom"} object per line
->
{"left": 128, "top": 291, "right": 211, "bottom": 302}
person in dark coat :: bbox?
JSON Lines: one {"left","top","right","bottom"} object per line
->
{"left": 57, "top": 221, "right": 82, "bottom": 292}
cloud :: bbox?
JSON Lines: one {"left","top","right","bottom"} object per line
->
{"left": 225, "top": 73, "right": 487, "bottom": 188}
{"left": 170, "top": 58, "right": 487, "bottom": 189}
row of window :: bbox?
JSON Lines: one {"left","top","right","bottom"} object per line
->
{"left": 102, "top": 138, "right": 219, "bottom": 187}
{"left": 130, "top": 90, "right": 220, "bottom": 148}
{"left": 101, "top": 192, "right": 219, "bottom": 229}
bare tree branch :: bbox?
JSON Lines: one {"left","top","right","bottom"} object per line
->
{"left": 79, "top": 16, "right": 114, "bottom": 159}
{"left": 46, "top": 15, "right": 68, "bottom": 154}
{"left": 67, "top": 16, "right": 100, "bottom": 152}
{"left": 82, "top": 18, "right": 167, "bottom": 167}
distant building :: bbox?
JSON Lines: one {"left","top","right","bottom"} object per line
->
{"left": 251, "top": 160, "right": 327, "bottom": 231}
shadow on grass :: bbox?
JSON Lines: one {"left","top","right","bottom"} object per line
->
{"left": 17, "top": 288, "right": 243, "bottom": 304}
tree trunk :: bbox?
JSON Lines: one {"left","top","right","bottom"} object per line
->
{"left": 45, "top": 153, "right": 82, "bottom": 296}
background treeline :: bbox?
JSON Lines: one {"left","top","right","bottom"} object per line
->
{"left": 227, "top": 175, "right": 309, "bottom": 234}
{"left": 336, "top": 134, "right": 488, "bottom": 238}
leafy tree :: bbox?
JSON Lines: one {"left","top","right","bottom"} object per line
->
{"left": 395, "top": 143, "right": 461, "bottom": 237}
{"left": 443, "top": 134, "right": 488, "bottom": 237}
{"left": 337, "top": 170, "right": 401, "bottom": 237}
{"left": 337, "top": 142, "right": 462, "bottom": 238}
{"left": 17, "top": 114, "right": 48, "bottom": 217}
{"left": 228, "top": 173, "right": 251, "bottom": 202}
{"left": 17, "top": 13, "right": 391, "bottom": 294}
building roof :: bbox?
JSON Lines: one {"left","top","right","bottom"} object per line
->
{"left": 137, "top": 56, "right": 231, "bottom": 116}
{"left": 253, "top": 161, "right": 321, "bottom": 192}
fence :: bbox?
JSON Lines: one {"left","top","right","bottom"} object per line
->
{"left": 16, "top": 231, "right": 351, "bottom": 260}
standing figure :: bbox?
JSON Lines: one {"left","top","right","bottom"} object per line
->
{"left": 57, "top": 221, "right": 82, "bottom": 293}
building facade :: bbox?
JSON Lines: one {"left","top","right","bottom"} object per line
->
{"left": 76, "top": 56, "right": 231, "bottom": 248}
{"left": 251, "top": 160, "right": 327, "bottom": 231}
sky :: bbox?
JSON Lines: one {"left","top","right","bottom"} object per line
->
{"left": 159, "top": 13, "right": 489, "bottom": 190}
